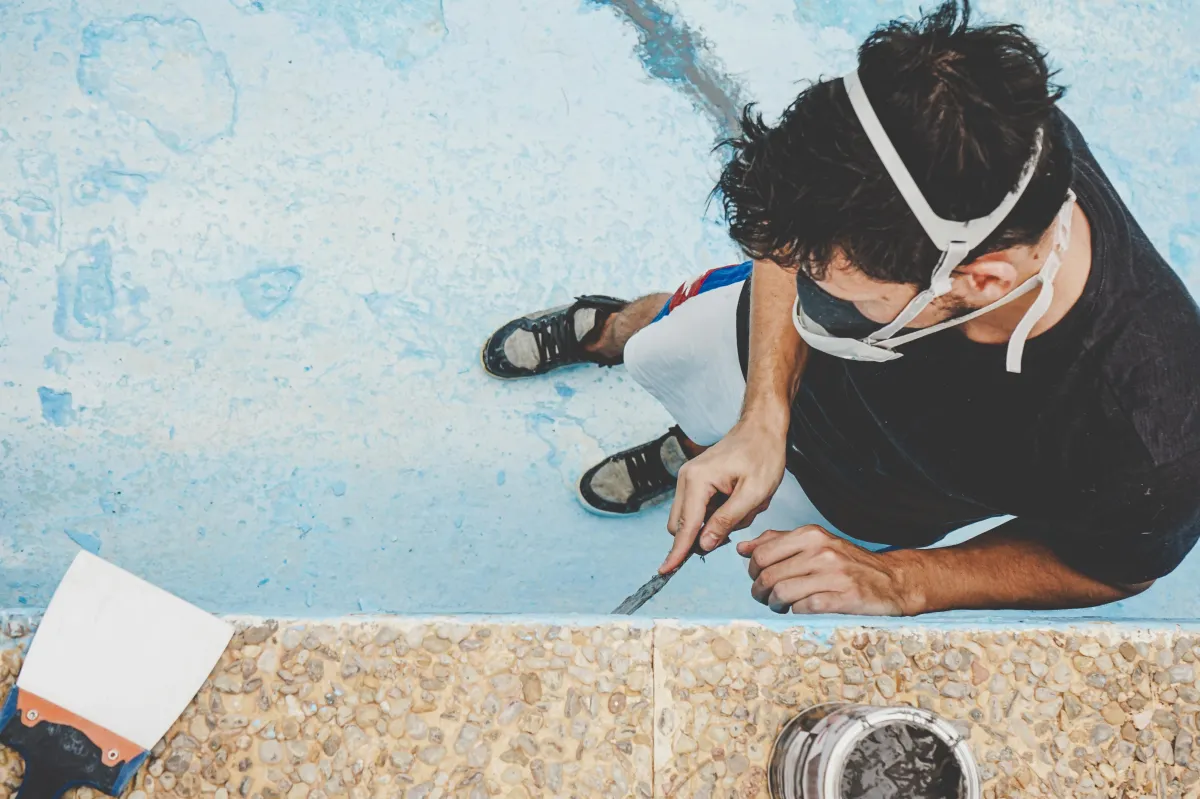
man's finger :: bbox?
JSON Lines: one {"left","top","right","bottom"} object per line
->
{"left": 736, "top": 528, "right": 785, "bottom": 559}
{"left": 659, "top": 530, "right": 695, "bottom": 575}
{"left": 697, "top": 487, "right": 762, "bottom": 551}
{"left": 750, "top": 551, "right": 833, "bottom": 603}
{"left": 787, "top": 592, "right": 845, "bottom": 615}
{"left": 659, "top": 476, "right": 715, "bottom": 574}
{"left": 765, "top": 574, "right": 845, "bottom": 613}
{"left": 747, "top": 530, "right": 819, "bottom": 581}
{"left": 748, "top": 525, "right": 833, "bottom": 578}
{"left": 666, "top": 466, "right": 689, "bottom": 535}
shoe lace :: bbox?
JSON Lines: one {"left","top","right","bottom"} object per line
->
{"left": 530, "top": 310, "right": 580, "bottom": 367}
{"left": 624, "top": 442, "right": 672, "bottom": 499}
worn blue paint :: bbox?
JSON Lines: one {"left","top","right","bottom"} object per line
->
{"left": 0, "top": 194, "right": 56, "bottom": 247}
{"left": 0, "top": 0, "right": 1196, "bottom": 621}
{"left": 229, "top": 0, "right": 447, "bottom": 71}
{"left": 64, "top": 528, "right": 102, "bottom": 554}
{"left": 237, "top": 266, "right": 302, "bottom": 320}
{"left": 53, "top": 239, "right": 150, "bottom": 342}
{"left": 43, "top": 349, "right": 72, "bottom": 376}
{"left": 73, "top": 161, "right": 155, "bottom": 206}
{"left": 78, "top": 16, "right": 237, "bottom": 152}
{"left": 586, "top": 0, "right": 744, "bottom": 134}
{"left": 19, "top": 152, "right": 57, "bottom": 183}
{"left": 37, "top": 388, "right": 75, "bottom": 426}
{"left": 794, "top": 0, "right": 919, "bottom": 42}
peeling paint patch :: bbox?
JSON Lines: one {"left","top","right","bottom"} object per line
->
{"left": 37, "top": 387, "right": 75, "bottom": 426}
{"left": 0, "top": 194, "right": 57, "bottom": 246}
{"left": 72, "top": 160, "right": 156, "bottom": 206}
{"left": 43, "top": 349, "right": 72, "bottom": 375}
{"left": 64, "top": 528, "right": 101, "bottom": 554}
{"left": 78, "top": 16, "right": 237, "bottom": 152}
{"left": 237, "top": 266, "right": 302, "bottom": 319}
{"left": 18, "top": 151, "right": 58, "bottom": 185}
{"left": 53, "top": 238, "right": 150, "bottom": 342}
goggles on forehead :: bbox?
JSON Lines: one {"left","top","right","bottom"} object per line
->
{"left": 791, "top": 69, "right": 1075, "bottom": 374}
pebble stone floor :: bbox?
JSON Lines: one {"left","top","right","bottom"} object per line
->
{"left": 2, "top": 617, "right": 1200, "bottom": 799}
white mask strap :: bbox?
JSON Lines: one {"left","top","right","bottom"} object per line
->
{"left": 1003, "top": 190, "right": 1075, "bottom": 372}
{"left": 866, "top": 241, "right": 970, "bottom": 342}
{"left": 843, "top": 70, "right": 1044, "bottom": 252}
{"left": 876, "top": 191, "right": 1077, "bottom": 371}
{"left": 876, "top": 273, "right": 1044, "bottom": 348}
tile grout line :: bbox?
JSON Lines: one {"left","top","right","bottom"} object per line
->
{"left": 650, "top": 620, "right": 660, "bottom": 799}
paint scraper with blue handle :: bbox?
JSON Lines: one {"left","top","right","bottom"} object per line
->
{"left": 0, "top": 551, "right": 233, "bottom": 799}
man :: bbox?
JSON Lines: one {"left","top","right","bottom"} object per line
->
{"left": 481, "top": 1, "right": 1200, "bottom": 615}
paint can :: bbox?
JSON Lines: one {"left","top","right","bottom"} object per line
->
{"left": 768, "top": 702, "right": 981, "bottom": 799}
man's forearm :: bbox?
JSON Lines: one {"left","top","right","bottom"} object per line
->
{"left": 889, "top": 530, "right": 1151, "bottom": 614}
{"left": 743, "top": 260, "right": 808, "bottom": 430}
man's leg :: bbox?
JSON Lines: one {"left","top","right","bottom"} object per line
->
{"left": 581, "top": 293, "right": 670, "bottom": 364}
{"left": 577, "top": 264, "right": 754, "bottom": 515}
{"left": 482, "top": 293, "right": 667, "bottom": 379}
{"left": 478, "top": 266, "right": 742, "bottom": 515}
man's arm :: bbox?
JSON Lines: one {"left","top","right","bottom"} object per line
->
{"left": 890, "top": 531, "right": 1152, "bottom": 614}
{"left": 741, "top": 259, "right": 808, "bottom": 431}
{"left": 662, "top": 260, "right": 809, "bottom": 572}
{"left": 740, "top": 524, "right": 1153, "bottom": 616}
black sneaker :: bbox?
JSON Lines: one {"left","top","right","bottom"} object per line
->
{"left": 481, "top": 295, "right": 629, "bottom": 379}
{"left": 578, "top": 427, "right": 689, "bottom": 516}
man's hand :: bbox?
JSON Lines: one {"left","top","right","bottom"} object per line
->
{"left": 660, "top": 418, "right": 787, "bottom": 574}
{"left": 658, "top": 260, "right": 805, "bottom": 574}
{"left": 737, "top": 525, "right": 917, "bottom": 616}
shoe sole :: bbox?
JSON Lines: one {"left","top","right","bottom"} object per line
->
{"left": 575, "top": 475, "right": 674, "bottom": 518}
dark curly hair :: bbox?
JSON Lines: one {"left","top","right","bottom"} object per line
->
{"left": 714, "top": 0, "right": 1073, "bottom": 284}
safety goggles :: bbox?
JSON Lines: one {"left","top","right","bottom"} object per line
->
{"left": 791, "top": 69, "right": 1074, "bottom": 374}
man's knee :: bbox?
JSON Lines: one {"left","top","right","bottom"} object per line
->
{"left": 623, "top": 318, "right": 674, "bottom": 393}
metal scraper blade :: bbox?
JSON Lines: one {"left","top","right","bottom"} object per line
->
{"left": 612, "top": 570, "right": 676, "bottom": 615}
{"left": 613, "top": 493, "right": 727, "bottom": 615}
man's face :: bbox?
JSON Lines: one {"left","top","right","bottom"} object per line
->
{"left": 809, "top": 250, "right": 976, "bottom": 329}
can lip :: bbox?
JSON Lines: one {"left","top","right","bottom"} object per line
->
{"left": 816, "top": 705, "right": 982, "bottom": 799}
{"left": 768, "top": 709, "right": 819, "bottom": 799}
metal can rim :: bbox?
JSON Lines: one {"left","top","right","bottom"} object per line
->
{"left": 769, "top": 703, "right": 982, "bottom": 799}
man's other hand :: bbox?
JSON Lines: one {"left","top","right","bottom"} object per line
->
{"left": 660, "top": 419, "right": 787, "bottom": 574}
{"left": 737, "top": 525, "right": 917, "bottom": 616}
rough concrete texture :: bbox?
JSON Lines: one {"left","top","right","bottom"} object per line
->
{"left": 5, "top": 618, "right": 1200, "bottom": 798}
{"left": 1, "top": 0, "right": 1197, "bottom": 620}
{"left": 655, "top": 623, "right": 1200, "bottom": 799}
{"left": 0, "top": 618, "right": 655, "bottom": 799}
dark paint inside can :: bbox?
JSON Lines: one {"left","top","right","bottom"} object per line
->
{"left": 768, "top": 703, "right": 978, "bottom": 799}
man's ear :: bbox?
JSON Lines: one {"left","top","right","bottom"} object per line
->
{"left": 953, "top": 256, "right": 1020, "bottom": 304}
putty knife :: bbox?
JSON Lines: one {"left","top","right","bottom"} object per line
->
{"left": 0, "top": 551, "right": 233, "bottom": 798}
{"left": 613, "top": 492, "right": 730, "bottom": 614}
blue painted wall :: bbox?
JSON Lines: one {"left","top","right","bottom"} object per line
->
{"left": 1, "top": 0, "right": 1197, "bottom": 620}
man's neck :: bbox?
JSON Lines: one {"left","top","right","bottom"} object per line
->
{"left": 961, "top": 202, "right": 1093, "bottom": 345}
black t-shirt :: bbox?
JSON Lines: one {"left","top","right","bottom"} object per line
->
{"left": 735, "top": 112, "right": 1200, "bottom": 585}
